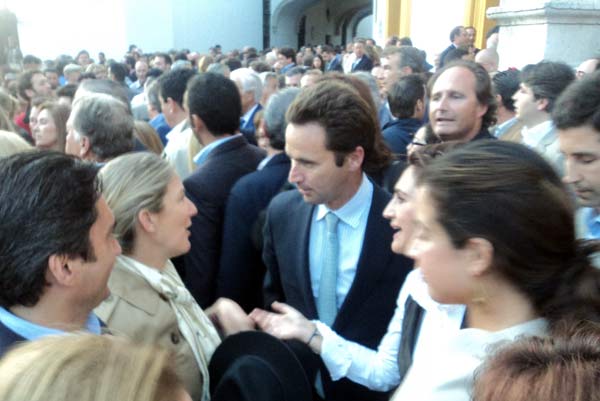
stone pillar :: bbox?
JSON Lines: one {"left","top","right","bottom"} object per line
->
{"left": 487, "top": 0, "right": 600, "bottom": 70}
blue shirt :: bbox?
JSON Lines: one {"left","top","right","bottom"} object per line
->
{"left": 193, "top": 134, "right": 241, "bottom": 166}
{"left": 582, "top": 207, "right": 600, "bottom": 240}
{"left": 149, "top": 113, "right": 171, "bottom": 145}
{"left": 0, "top": 307, "right": 101, "bottom": 340}
{"left": 309, "top": 174, "right": 373, "bottom": 310}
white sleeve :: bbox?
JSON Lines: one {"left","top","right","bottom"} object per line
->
{"left": 316, "top": 273, "right": 415, "bottom": 391}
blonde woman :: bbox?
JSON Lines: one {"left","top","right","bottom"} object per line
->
{"left": 0, "top": 334, "right": 191, "bottom": 401}
{"left": 95, "top": 152, "right": 221, "bottom": 401}
{"left": 0, "top": 130, "right": 34, "bottom": 158}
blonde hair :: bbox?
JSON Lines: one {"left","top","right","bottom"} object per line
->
{"left": 134, "top": 120, "right": 164, "bottom": 154}
{"left": 0, "top": 130, "right": 34, "bottom": 158}
{"left": 0, "top": 334, "right": 182, "bottom": 401}
{"left": 99, "top": 152, "right": 173, "bottom": 254}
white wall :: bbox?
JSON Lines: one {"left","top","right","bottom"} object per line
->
{"left": 410, "top": 0, "right": 467, "bottom": 67}
{"left": 6, "top": 0, "right": 263, "bottom": 62}
{"left": 6, "top": 0, "right": 128, "bottom": 61}
{"left": 355, "top": 14, "right": 373, "bottom": 39}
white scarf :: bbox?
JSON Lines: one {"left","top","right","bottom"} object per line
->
{"left": 117, "top": 255, "right": 221, "bottom": 401}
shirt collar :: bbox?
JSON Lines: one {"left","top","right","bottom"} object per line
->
{"left": 521, "top": 120, "right": 554, "bottom": 148}
{"left": 241, "top": 104, "right": 260, "bottom": 128}
{"left": 315, "top": 173, "right": 372, "bottom": 228}
{"left": 166, "top": 118, "right": 189, "bottom": 140}
{"left": 0, "top": 307, "right": 101, "bottom": 341}
{"left": 193, "top": 134, "right": 241, "bottom": 166}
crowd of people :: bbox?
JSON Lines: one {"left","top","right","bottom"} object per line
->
{"left": 0, "top": 23, "right": 600, "bottom": 401}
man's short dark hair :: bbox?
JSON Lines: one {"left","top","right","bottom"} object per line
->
{"left": 286, "top": 80, "right": 389, "bottom": 173}
{"left": 388, "top": 74, "right": 425, "bottom": 119}
{"left": 0, "top": 152, "right": 100, "bottom": 308}
{"left": 521, "top": 61, "right": 575, "bottom": 113}
{"left": 553, "top": 70, "right": 600, "bottom": 132}
{"left": 56, "top": 83, "right": 78, "bottom": 99}
{"left": 263, "top": 87, "right": 301, "bottom": 150}
{"left": 72, "top": 94, "right": 134, "bottom": 160}
{"left": 224, "top": 58, "right": 242, "bottom": 72}
{"left": 186, "top": 72, "right": 241, "bottom": 136}
{"left": 445, "top": 48, "right": 469, "bottom": 64}
{"left": 279, "top": 47, "right": 295, "bottom": 61}
{"left": 23, "top": 54, "right": 41, "bottom": 65}
{"left": 109, "top": 62, "right": 128, "bottom": 83}
{"left": 321, "top": 45, "right": 336, "bottom": 55}
{"left": 450, "top": 26, "right": 464, "bottom": 42}
{"left": 493, "top": 69, "right": 521, "bottom": 112}
{"left": 158, "top": 68, "right": 196, "bottom": 107}
{"left": 154, "top": 52, "right": 172, "bottom": 66}
{"left": 17, "top": 70, "right": 41, "bottom": 101}
{"left": 399, "top": 37, "right": 413, "bottom": 46}
{"left": 428, "top": 60, "right": 497, "bottom": 130}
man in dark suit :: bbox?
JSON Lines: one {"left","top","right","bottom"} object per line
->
{"left": 218, "top": 87, "right": 300, "bottom": 313}
{"left": 255, "top": 80, "right": 412, "bottom": 401}
{"left": 438, "top": 25, "right": 469, "bottom": 68}
{"left": 0, "top": 152, "right": 121, "bottom": 355}
{"left": 351, "top": 38, "right": 374, "bottom": 72}
{"left": 230, "top": 67, "right": 263, "bottom": 145}
{"left": 178, "top": 73, "right": 265, "bottom": 308}
{"left": 322, "top": 45, "right": 343, "bottom": 72}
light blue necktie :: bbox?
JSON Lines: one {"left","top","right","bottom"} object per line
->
{"left": 317, "top": 212, "right": 339, "bottom": 326}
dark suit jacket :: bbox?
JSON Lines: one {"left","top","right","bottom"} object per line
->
{"left": 239, "top": 103, "right": 263, "bottom": 146}
{"left": 438, "top": 44, "right": 456, "bottom": 68}
{"left": 325, "top": 54, "right": 344, "bottom": 72}
{"left": 0, "top": 320, "right": 25, "bottom": 357}
{"left": 351, "top": 56, "right": 374, "bottom": 72}
{"left": 179, "top": 135, "right": 265, "bottom": 308}
{"left": 217, "top": 153, "right": 291, "bottom": 312}
{"left": 263, "top": 185, "right": 413, "bottom": 401}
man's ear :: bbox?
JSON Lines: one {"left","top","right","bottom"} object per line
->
{"left": 464, "top": 237, "right": 494, "bottom": 277}
{"left": 190, "top": 114, "right": 205, "bottom": 133}
{"left": 346, "top": 146, "right": 365, "bottom": 172}
{"left": 47, "top": 254, "right": 77, "bottom": 287}
{"left": 79, "top": 135, "right": 91, "bottom": 159}
{"left": 537, "top": 97, "right": 550, "bottom": 113}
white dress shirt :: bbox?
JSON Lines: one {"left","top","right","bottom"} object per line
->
{"left": 309, "top": 174, "right": 372, "bottom": 311}
{"left": 318, "top": 269, "right": 465, "bottom": 391}
{"left": 390, "top": 317, "right": 547, "bottom": 401}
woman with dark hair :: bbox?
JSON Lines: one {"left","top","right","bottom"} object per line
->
{"left": 252, "top": 140, "right": 600, "bottom": 401}
{"left": 391, "top": 140, "right": 600, "bottom": 400}
{"left": 311, "top": 54, "right": 325, "bottom": 72}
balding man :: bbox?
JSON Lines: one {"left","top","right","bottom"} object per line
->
{"left": 575, "top": 57, "right": 600, "bottom": 79}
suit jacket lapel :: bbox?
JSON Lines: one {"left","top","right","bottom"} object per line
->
{"left": 333, "top": 187, "right": 392, "bottom": 331}
{"left": 296, "top": 200, "right": 319, "bottom": 318}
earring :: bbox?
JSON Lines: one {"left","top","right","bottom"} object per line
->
{"left": 471, "top": 283, "right": 488, "bottom": 304}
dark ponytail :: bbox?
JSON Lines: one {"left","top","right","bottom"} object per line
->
{"left": 539, "top": 240, "right": 600, "bottom": 332}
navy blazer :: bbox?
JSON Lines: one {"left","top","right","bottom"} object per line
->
{"left": 178, "top": 135, "right": 265, "bottom": 308}
{"left": 326, "top": 54, "right": 344, "bottom": 72}
{"left": 239, "top": 103, "right": 263, "bottom": 146}
{"left": 0, "top": 320, "right": 26, "bottom": 357}
{"left": 351, "top": 56, "right": 374, "bottom": 72}
{"left": 263, "top": 184, "right": 413, "bottom": 401}
{"left": 217, "top": 153, "right": 291, "bottom": 312}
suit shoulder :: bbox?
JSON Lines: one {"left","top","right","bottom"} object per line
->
{"left": 269, "top": 189, "right": 303, "bottom": 213}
